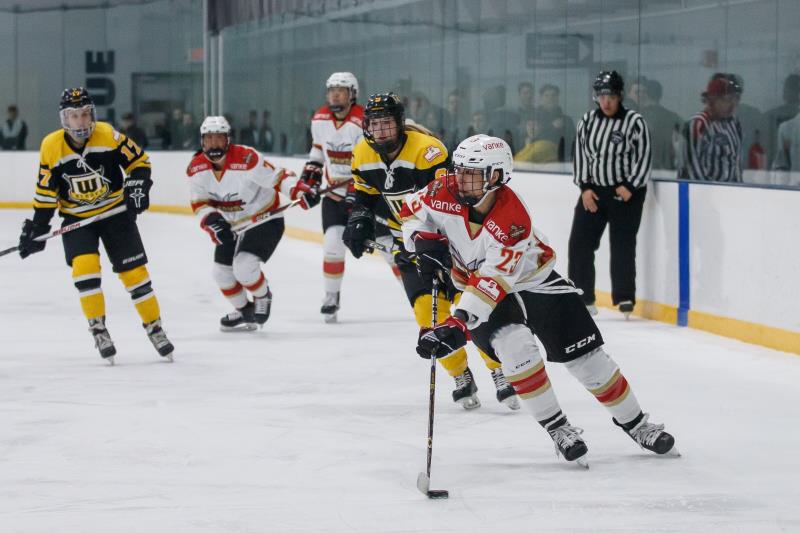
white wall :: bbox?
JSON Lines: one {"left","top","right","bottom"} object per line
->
{"left": 2, "top": 151, "right": 797, "bottom": 334}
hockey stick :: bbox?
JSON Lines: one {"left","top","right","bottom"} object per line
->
{"left": 416, "top": 276, "right": 450, "bottom": 499}
{"left": 0, "top": 204, "right": 128, "bottom": 259}
{"left": 231, "top": 179, "right": 352, "bottom": 234}
{"left": 363, "top": 238, "right": 389, "bottom": 253}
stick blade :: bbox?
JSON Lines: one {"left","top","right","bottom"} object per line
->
{"left": 417, "top": 472, "right": 449, "bottom": 499}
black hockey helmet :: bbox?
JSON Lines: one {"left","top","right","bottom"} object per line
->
{"left": 59, "top": 87, "right": 96, "bottom": 141}
{"left": 363, "top": 92, "right": 405, "bottom": 155}
{"left": 592, "top": 71, "right": 625, "bottom": 99}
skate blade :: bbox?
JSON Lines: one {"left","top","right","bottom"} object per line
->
{"left": 624, "top": 313, "right": 631, "bottom": 320}
{"left": 457, "top": 396, "right": 481, "bottom": 410}
{"left": 163, "top": 353, "right": 174, "bottom": 363}
{"left": 323, "top": 313, "right": 337, "bottom": 324}
{"left": 105, "top": 356, "right": 115, "bottom": 366}
{"left": 663, "top": 446, "right": 681, "bottom": 458}
{"left": 220, "top": 324, "right": 258, "bottom": 332}
{"left": 575, "top": 456, "right": 590, "bottom": 469}
{"left": 501, "top": 396, "right": 521, "bottom": 411}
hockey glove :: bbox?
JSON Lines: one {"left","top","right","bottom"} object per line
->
{"left": 392, "top": 241, "right": 415, "bottom": 269}
{"left": 124, "top": 174, "right": 152, "bottom": 214}
{"left": 342, "top": 205, "right": 375, "bottom": 259}
{"left": 290, "top": 180, "right": 320, "bottom": 210}
{"left": 413, "top": 232, "right": 452, "bottom": 283}
{"left": 18, "top": 218, "right": 50, "bottom": 259}
{"left": 300, "top": 161, "right": 323, "bottom": 188}
{"left": 416, "top": 315, "right": 470, "bottom": 359}
{"left": 201, "top": 212, "right": 235, "bottom": 246}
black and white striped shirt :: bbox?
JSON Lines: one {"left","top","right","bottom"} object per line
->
{"left": 681, "top": 111, "right": 742, "bottom": 182}
{"left": 574, "top": 107, "right": 651, "bottom": 190}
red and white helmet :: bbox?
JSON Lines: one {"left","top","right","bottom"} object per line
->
{"left": 326, "top": 72, "right": 359, "bottom": 104}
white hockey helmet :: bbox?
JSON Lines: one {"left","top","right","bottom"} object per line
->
{"left": 449, "top": 135, "right": 513, "bottom": 205}
{"left": 199, "top": 115, "right": 231, "bottom": 161}
{"left": 326, "top": 72, "right": 359, "bottom": 107}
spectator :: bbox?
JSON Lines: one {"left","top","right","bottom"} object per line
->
{"left": 181, "top": 112, "right": 199, "bottom": 151}
{"left": 239, "top": 110, "right": 261, "bottom": 148}
{"left": 772, "top": 112, "right": 800, "bottom": 174}
{"left": 119, "top": 112, "right": 148, "bottom": 150}
{"left": 486, "top": 84, "right": 519, "bottom": 152}
{"left": 168, "top": 107, "right": 184, "bottom": 149}
{"left": 729, "top": 74, "right": 767, "bottom": 170}
{"left": 260, "top": 110, "right": 274, "bottom": 152}
{"left": 568, "top": 71, "right": 652, "bottom": 317}
{"left": 637, "top": 79, "right": 682, "bottom": 170}
{"left": 514, "top": 118, "right": 558, "bottom": 163}
{"left": 535, "top": 84, "right": 575, "bottom": 162}
{"left": 764, "top": 74, "right": 800, "bottom": 163}
{"left": 680, "top": 73, "right": 743, "bottom": 182}
{"left": 442, "top": 89, "right": 468, "bottom": 151}
{"left": 466, "top": 110, "right": 487, "bottom": 137}
{"left": 1, "top": 105, "right": 28, "bottom": 150}
{"left": 626, "top": 78, "right": 646, "bottom": 111}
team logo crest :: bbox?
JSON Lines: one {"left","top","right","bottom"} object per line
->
{"left": 423, "top": 145, "right": 443, "bottom": 162}
{"left": 427, "top": 180, "right": 443, "bottom": 197}
{"left": 610, "top": 131, "right": 624, "bottom": 144}
{"left": 509, "top": 223, "right": 526, "bottom": 239}
{"left": 384, "top": 168, "right": 395, "bottom": 189}
{"left": 64, "top": 165, "right": 109, "bottom": 204}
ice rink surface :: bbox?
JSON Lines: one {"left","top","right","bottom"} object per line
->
{"left": 2, "top": 210, "right": 799, "bottom": 533}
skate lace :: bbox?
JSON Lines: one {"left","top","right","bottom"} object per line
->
{"left": 146, "top": 323, "right": 170, "bottom": 348}
{"left": 322, "top": 292, "right": 339, "bottom": 307}
{"left": 454, "top": 369, "right": 473, "bottom": 390}
{"left": 491, "top": 368, "right": 511, "bottom": 391}
{"left": 630, "top": 415, "right": 665, "bottom": 447}
{"left": 224, "top": 309, "right": 243, "bottom": 321}
{"left": 90, "top": 325, "right": 113, "bottom": 350}
{"left": 255, "top": 292, "right": 272, "bottom": 314}
{"left": 548, "top": 424, "right": 584, "bottom": 453}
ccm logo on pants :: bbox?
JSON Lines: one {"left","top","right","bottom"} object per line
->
{"left": 565, "top": 334, "right": 596, "bottom": 354}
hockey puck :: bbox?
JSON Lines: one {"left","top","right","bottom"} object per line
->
{"left": 426, "top": 489, "right": 449, "bottom": 499}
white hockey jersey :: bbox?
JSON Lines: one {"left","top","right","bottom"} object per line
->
{"left": 401, "top": 177, "right": 563, "bottom": 328}
{"left": 308, "top": 104, "right": 364, "bottom": 194}
{"left": 187, "top": 144, "right": 299, "bottom": 225}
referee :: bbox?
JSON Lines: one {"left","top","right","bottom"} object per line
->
{"left": 568, "top": 71, "right": 651, "bottom": 317}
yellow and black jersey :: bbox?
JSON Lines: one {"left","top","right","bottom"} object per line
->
{"left": 351, "top": 130, "right": 449, "bottom": 232}
{"left": 32, "top": 121, "right": 151, "bottom": 221}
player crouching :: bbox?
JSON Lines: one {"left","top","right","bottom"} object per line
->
{"left": 401, "top": 135, "right": 677, "bottom": 466}
{"left": 188, "top": 116, "right": 318, "bottom": 331}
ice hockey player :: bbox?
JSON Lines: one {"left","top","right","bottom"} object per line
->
{"left": 188, "top": 115, "right": 318, "bottom": 331}
{"left": 300, "top": 72, "right": 398, "bottom": 323}
{"left": 344, "top": 93, "right": 519, "bottom": 410}
{"left": 403, "top": 134, "right": 677, "bottom": 466}
{"left": 17, "top": 87, "right": 174, "bottom": 364}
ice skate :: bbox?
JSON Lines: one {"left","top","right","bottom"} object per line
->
{"left": 89, "top": 316, "right": 116, "bottom": 364}
{"left": 144, "top": 319, "right": 174, "bottom": 361}
{"left": 618, "top": 300, "right": 634, "bottom": 320}
{"left": 617, "top": 413, "right": 679, "bottom": 456}
{"left": 452, "top": 367, "right": 481, "bottom": 410}
{"left": 491, "top": 368, "right": 520, "bottom": 410}
{"left": 546, "top": 419, "right": 589, "bottom": 468}
{"left": 254, "top": 289, "right": 272, "bottom": 327}
{"left": 220, "top": 302, "right": 257, "bottom": 332}
{"left": 320, "top": 291, "right": 340, "bottom": 323}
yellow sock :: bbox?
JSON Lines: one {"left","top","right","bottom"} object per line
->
{"left": 118, "top": 265, "right": 161, "bottom": 324}
{"left": 72, "top": 253, "right": 105, "bottom": 320}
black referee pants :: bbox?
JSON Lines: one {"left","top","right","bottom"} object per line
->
{"left": 567, "top": 186, "right": 646, "bottom": 306}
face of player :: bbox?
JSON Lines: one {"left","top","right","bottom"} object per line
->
{"left": 63, "top": 107, "right": 93, "bottom": 133}
{"left": 327, "top": 87, "right": 351, "bottom": 114}
{"left": 596, "top": 94, "right": 621, "bottom": 117}
{"left": 202, "top": 133, "right": 229, "bottom": 162}
{"left": 708, "top": 94, "right": 738, "bottom": 119}
{"left": 455, "top": 166, "right": 486, "bottom": 201}
{"left": 367, "top": 116, "right": 399, "bottom": 145}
